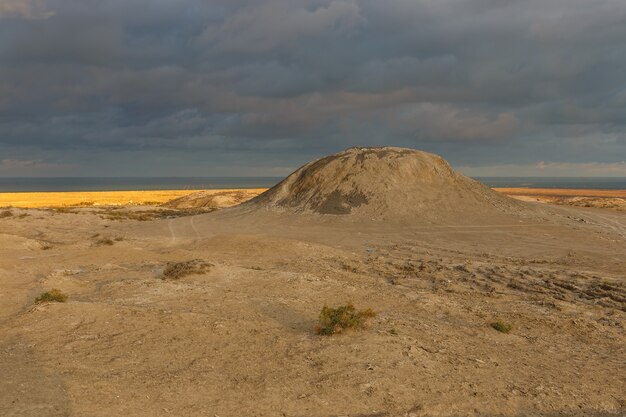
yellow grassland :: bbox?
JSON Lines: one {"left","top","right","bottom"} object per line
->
{"left": 0, "top": 189, "right": 268, "bottom": 208}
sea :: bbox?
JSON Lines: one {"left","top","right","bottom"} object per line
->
{"left": 0, "top": 176, "right": 624, "bottom": 193}
{"left": 476, "top": 177, "right": 626, "bottom": 190}
{"left": 0, "top": 177, "right": 283, "bottom": 193}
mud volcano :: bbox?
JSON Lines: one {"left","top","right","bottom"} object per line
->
{"left": 242, "top": 147, "right": 529, "bottom": 223}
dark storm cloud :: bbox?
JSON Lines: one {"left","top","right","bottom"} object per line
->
{"left": 0, "top": 0, "right": 625, "bottom": 176}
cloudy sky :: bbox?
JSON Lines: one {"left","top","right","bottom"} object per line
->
{"left": 1, "top": 0, "right": 625, "bottom": 177}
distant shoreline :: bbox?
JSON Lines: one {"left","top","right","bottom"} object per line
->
{"left": 0, "top": 177, "right": 282, "bottom": 193}
{"left": 1, "top": 187, "right": 624, "bottom": 208}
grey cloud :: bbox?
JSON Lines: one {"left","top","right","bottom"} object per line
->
{"left": 0, "top": 0, "right": 625, "bottom": 176}
{"left": 392, "top": 104, "right": 522, "bottom": 142}
{"left": 201, "top": 0, "right": 364, "bottom": 54}
{"left": 0, "top": 0, "right": 54, "bottom": 20}
{"left": 230, "top": 61, "right": 325, "bottom": 97}
{"left": 350, "top": 55, "right": 460, "bottom": 93}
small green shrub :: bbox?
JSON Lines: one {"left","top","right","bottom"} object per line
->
{"left": 162, "top": 259, "right": 212, "bottom": 280}
{"left": 94, "top": 237, "right": 114, "bottom": 246}
{"left": 35, "top": 289, "right": 68, "bottom": 304}
{"left": 490, "top": 320, "right": 512, "bottom": 333}
{"left": 316, "top": 302, "right": 376, "bottom": 335}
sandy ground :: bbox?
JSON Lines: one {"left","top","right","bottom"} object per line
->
{"left": 1, "top": 199, "right": 625, "bottom": 416}
{"left": 494, "top": 188, "right": 626, "bottom": 198}
{"left": 494, "top": 189, "right": 626, "bottom": 212}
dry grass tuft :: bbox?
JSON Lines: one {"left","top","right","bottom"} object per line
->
{"left": 94, "top": 237, "right": 114, "bottom": 246}
{"left": 490, "top": 320, "right": 513, "bottom": 333}
{"left": 51, "top": 207, "right": 76, "bottom": 214}
{"left": 316, "top": 302, "right": 376, "bottom": 335}
{"left": 162, "top": 259, "right": 213, "bottom": 280}
{"left": 101, "top": 208, "right": 211, "bottom": 222}
{"left": 35, "top": 289, "right": 68, "bottom": 304}
{"left": 0, "top": 209, "right": 13, "bottom": 218}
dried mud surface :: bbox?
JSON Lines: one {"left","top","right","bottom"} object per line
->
{"left": 1, "top": 201, "right": 625, "bottom": 417}
{"left": 506, "top": 195, "right": 626, "bottom": 212}
{"left": 162, "top": 189, "right": 263, "bottom": 210}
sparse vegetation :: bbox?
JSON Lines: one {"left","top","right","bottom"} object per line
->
{"left": 94, "top": 237, "right": 114, "bottom": 246}
{"left": 162, "top": 259, "right": 213, "bottom": 279}
{"left": 490, "top": 320, "right": 513, "bottom": 333}
{"left": 35, "top": 289, "right": 68, "bottom": 304}
{"left": 100, "top": 210, "right": 154, "bottom": 221}
{"left": 316, "top": 302, "right": 376, "bottom": 335}
{"left": 100, "top": 208, "right": 210, "bottom": 222}
{"left": 51, "top": 207, "right": 76, "bottom": 213}
{"left": 0, "top": 209, "right": 13, "bottom": 218}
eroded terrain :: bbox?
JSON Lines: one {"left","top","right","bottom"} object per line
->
{"left": 1, "top": 203, "right": 625, "bottom": 417}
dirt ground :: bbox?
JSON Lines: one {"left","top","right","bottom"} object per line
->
{"left": 1, "top": 202, "right": 625, "bottom": 417}
{"left": 492, "top": 188, "right": 626, "bottom": 212}
{"left": 493, "top": 188, "right": 626, "bottom": 199}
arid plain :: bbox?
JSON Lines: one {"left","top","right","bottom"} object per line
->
{"left": 1, "top": 148, "right": 625, "bottom": 417}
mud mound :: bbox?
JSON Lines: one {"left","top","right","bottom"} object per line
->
{"left": 163, "top": 190, "right": 262, "bottom": 210}
{"left": 241, "top": 147, "right": 534, "bottom": 223}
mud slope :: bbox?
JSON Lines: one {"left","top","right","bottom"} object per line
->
{"left": 162, "top": 189, "right": 263, "bottom": 210}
